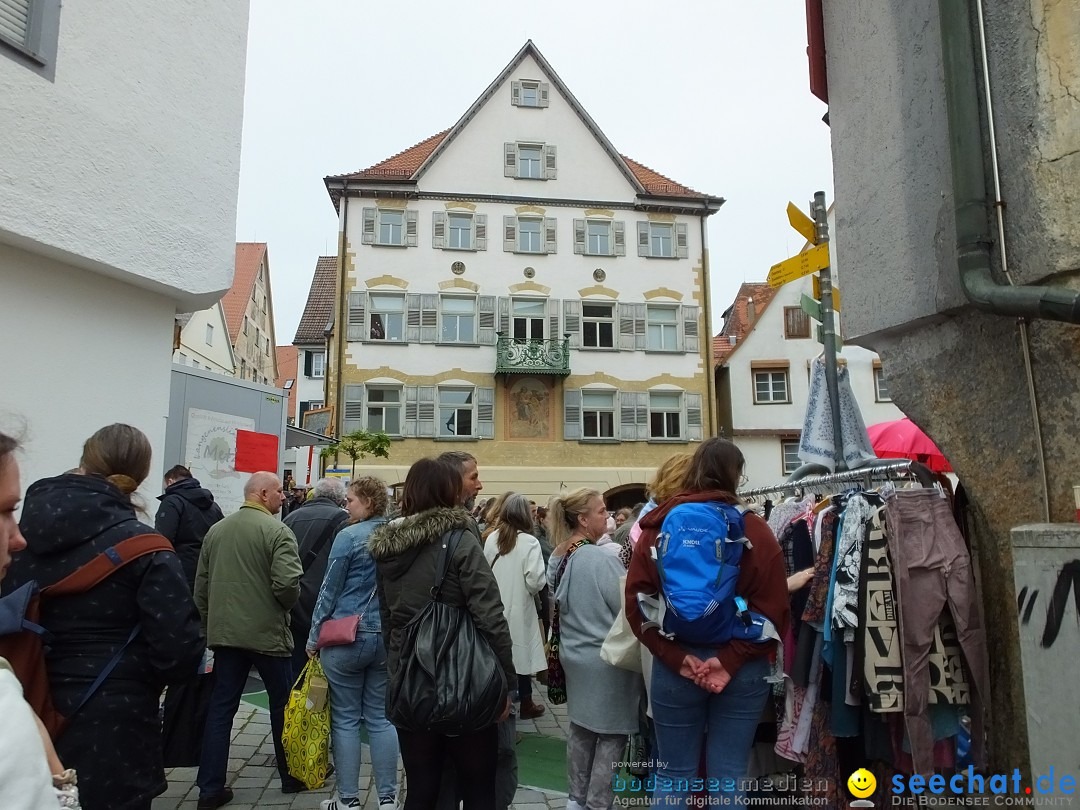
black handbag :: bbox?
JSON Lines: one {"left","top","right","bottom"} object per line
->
{"left": 161, "top": 671, "right": 215, "bottom": 767}
{"left": 387, "top": 528, "right": 507, "bottom": 735}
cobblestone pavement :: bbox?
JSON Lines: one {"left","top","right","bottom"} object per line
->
{"left": 152, "top": 689, "right": 570, "bottom": 810}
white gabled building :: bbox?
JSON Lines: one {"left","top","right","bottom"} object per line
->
{"left": 174, "top": 303, "right": 237, "bottom": 376}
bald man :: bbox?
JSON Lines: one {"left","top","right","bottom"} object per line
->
{"left": 194, "top": 471, "right": 306, "bottom": 806}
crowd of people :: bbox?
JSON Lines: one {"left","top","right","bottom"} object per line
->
{"left": 0, "top": 426, "right": 791, "bottom": 810}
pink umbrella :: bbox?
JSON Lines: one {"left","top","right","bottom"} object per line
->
{"left": 866, "top": 417, "right": 953, "bottom": 473}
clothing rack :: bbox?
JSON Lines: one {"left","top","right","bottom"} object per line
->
{"left": 737, "top": 459, "right": 936, "bottom": 499}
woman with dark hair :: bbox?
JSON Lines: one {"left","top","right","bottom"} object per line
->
{"left": 625, "top": 437, "right": 789, "bottom": 805}
{"left": 483, "top": 493, "right": 547, "bottom": 719}
{"left": 307, "top": 476, "right": 397, "bottom": 810}
{"left": 369, "top": 458, "right": 514, "bottom": 810}
{"left": 3, "top": 424, "right": 204, "bottom": 810}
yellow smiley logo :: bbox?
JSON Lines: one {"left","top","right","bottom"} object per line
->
{"left": 847, "top": 768, "right": 877, "bottom": 799}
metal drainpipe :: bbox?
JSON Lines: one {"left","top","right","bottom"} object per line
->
{"left": 336, "top": 182, "right": 349, "bottom": 450}
{"left": 700, "top": 200, "right": 718, "bottom": 438}
{"left": 938, "top": 0, "right": 1080, "bottom": 520}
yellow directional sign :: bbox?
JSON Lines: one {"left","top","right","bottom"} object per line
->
{"left": 767, "top": 243, "right": 830, "bottom": 288}
{"left": 812, "top": 274, "right": 842, "bottom": 311}
{"left": 787, "top": 202, "right": 819, "bottom": 245}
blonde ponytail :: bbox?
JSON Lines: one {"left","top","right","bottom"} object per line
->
{"left": 547, "top": 487, "right": 601, "bottom": 547}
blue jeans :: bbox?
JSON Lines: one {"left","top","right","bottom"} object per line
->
{"left": 650, "top": 652, "right": 770, "bottom": 805}
{"left": 320, "top": 632, "right": 399, "bottom": 801}
{"left": 197, "top": 647, "right": 296, "bottom": 796}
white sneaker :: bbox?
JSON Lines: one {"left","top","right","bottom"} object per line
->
{"left": 321, "top": 797, "right": 361, "bottom": 810}
{"left": 379, "top": 797, "right": 400, "bottom": 810}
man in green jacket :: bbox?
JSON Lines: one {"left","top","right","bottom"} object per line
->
{"left": 194, "top": 471, "right": 305, "bottom": 809}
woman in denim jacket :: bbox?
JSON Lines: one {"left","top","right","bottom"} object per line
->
{"left": 307, "top": 477, "right": 398, "bottom": 810}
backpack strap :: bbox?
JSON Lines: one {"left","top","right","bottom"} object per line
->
{"left": 431, "top": 528, "right": 465, "bottom": 599}
{"left": 42, "top": 534, "right": 175, "bottom": 598}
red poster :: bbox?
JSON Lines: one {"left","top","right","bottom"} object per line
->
{"left": 234, "top": 430, "right": 280, "bottom": 474}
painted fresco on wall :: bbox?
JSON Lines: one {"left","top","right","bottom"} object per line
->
{"left": 507, "top": 377, "right": 552, "bottom": 440}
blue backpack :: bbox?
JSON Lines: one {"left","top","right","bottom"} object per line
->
{"left": 655, "top": 501, "right": 774, "bottom": 646}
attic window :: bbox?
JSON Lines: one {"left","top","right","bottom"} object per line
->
{"left": 511, "top": 79, "right": 550, "bottom": 108}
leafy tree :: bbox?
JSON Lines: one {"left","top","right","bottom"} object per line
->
{"left": 319, "top": 429, "right": 391, "bottom": 478}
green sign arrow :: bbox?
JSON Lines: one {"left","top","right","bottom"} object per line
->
{"left": 800, "top": 294, "right": 821, "bottom": 322}
{"left": 816, "top": 325, "right": 844, "bottom": 351}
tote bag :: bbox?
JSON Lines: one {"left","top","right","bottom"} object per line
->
{"left": 599, "top": 575, "right": 643, "bottom": 672}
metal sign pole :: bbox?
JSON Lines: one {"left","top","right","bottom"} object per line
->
{"left": 812, "top": 191, "right": 846, "bottom": 471}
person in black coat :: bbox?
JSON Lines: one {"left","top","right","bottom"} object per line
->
{"left": 3, "top": 424, "right": 205, "bottom": 810}
{"left": 155, "top": 465, "right": 224, "bottom": 591}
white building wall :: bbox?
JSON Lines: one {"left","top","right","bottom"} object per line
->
{"left": 291, "top": 345, "right": 327, "bottom": 485}
{"left": 175, "top": 306, "right": 235, "bottom": 374}
{"left": 0, "top": 0, "right": 249, "bottom": 309}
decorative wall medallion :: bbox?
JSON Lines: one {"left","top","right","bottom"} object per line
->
{"left": 523, "top": 266, "right": 536, "bottom": 279}
{"left": 451, "top": 261, "right": 466, "bottom": 275}
{"left": 593, "top": 268, "right": 606, "bottom": 282}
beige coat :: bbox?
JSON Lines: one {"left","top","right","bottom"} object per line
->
{"left": 484, "top": 530, "right": 547, "bottom": 675}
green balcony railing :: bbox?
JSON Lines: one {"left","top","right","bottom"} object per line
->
{"left": 495, "top": 335, "right": 571, "bottom": 376}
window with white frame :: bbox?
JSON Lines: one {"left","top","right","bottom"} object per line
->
{"left": 520, "top": 81, "right": 539, "bottom": 107}
{"left": 753, "top": 368, "right": 790, "bottom": 404}
{"left": 637, "top": 221, "right": 689, "bottom": 259}
{"left": 440, "top": 296, "right": 476, "bottom": 343}
{"left": 205, "top": 323, "right": 214, "bottom": 345}
{"left": 649, "top": 223, "right": 673, "bottom": 257}
{"left": 649, "top": 392, "right": 683, "bottom": 439}
{"left": 378, "top": 210, "right": 403, "bottom": 245}
{"left": 781, "top": 439, "right": 801, "bottom": 475}
{"left": 511, "top": 79, "right": 549, "bottom": 108}
{"left": 439, "top": 387, "right": 475, "bottom": 437}
{"left": 582, "top": 390, "right": 616, "bottom": 439}
{"left": 504, "top": 142, "right": 556, "bottom": 180}
{"left": 512, "top": 299, "right": 545, "bottom": 341}
{"left": 587, "top": 221, "right": 611, "bottom": 256}
{"left": 369, "top": 292, "right": 405, "bottom": 341}
{"left": 874, "top": 366, "right": 891, "bottom": 402}
{"left": 310, "top": 351, "right": 325, "bottom": 378}
{"left": 582, "top": 302, "right": 615, "bottom": 349}
{"left": 518, "top": 218, "right": 543, "bottom": 253}
{"left": 518, "top": 145, "right": 542, "bottom": 179}
{"left": 448, "top": 213, "right": 472, "bottom": 250}
{"left": 646, "top": 305, "right": 679, "bottom": 351}
{"left": 366, "top": 386, "right": 402, "bottom": 435}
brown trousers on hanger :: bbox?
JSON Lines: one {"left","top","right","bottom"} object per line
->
{"left": 885, "top": 488, "right": 990, "bottom": 775}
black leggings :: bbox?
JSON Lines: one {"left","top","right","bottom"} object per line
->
{"left": 398, "top": 724, "right": 498, "bottom": 810}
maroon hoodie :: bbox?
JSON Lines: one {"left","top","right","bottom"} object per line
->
{"left": 624, "top": 489, "right": 790, "bottom": 678}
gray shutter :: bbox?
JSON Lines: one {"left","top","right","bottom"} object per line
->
{"left": 498, "top": 296, "right": 510, "bottom": 336}
{"left": 511, "top": 80, "right": 522, "bottom": 106}
{"left": 406, "top": 293, "right": 422, "bottom": 342}
{"left": 403, "top": 385, "right": 418, "bottom": 437}
{"left": 432, "top": 211, "right": 447, "bottom": 249}
{"left": 503, "top": 216, "right": 516, "bottom": 252}
{"left": 478, "top": 295, "right": 497, "bottom": 345}
{"left": 618, "top": 303, "right": 636, "bottom": 351}
{"left": 563, "top": 389, "right": 581, "bottom": 440}
{"left": 676, "top": 222, "right": 689, "bottom": 259}
{"left": 686, "top": 393, "right": 703, "bottom": 441}
{"left": 573, "top": 219, "right": 586, "bottom": 255}
{"left": 544, "top": 217, "right": 557, "bottom": 254}
{"left": 613, "top": 221, "right": 626, "bottom": 256}
{"left": 417, "top": 386, "right": 436, "bottom": 437}
{"left": 637, "top": 221, "right": 650, "bottom": 257}
{"left": 619, "top": 391, "right": 638, "bottom": 441}
{"left": 362, "top": 208, "right": 377, "bottom": 245}
{"left": 681, "top": 304, "right": 700, "bottom": 353}
{"left": 544, "top": 145, "right": 557, "bottom": 180}
{"left": 539, "top": 83, "right": 550, "bottom": 108}
{"left": 475, "top": 214, "right": 488, "bottom": 251}
{"left": 546, "top": 297, "right": 561, "bottom": 341}
{"left": 347, "top": 292, "right": 366, "bottom": 341}
{"left": 421, "top": 294, "right": 439, "bottom": 343}
{"left": 477, "top": 387, "right": 495, "bottom": 439}
{"left": 563, "top": 299, "right": 581, "bottom": 348}
{"left": 303, "top": 352, "right": 313, "bottom": 377}
{"left": 405, "top": 210, "right": 419, "bottom": 247}
{"left": 635, "top": 391, "right": 649, "bottom": 440}
{"left": 343, "top": 384, "right": 364, "bottom": 434}
{"left": 634, "top": 303, "right": 647, "bottom": 351}
{"left": 0, "top": 0, "right": 29, "bottom": 46}
{"left": 504, "top": 143, "right": 517, "bottom": 177}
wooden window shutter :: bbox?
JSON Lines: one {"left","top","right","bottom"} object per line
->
{"left": 546, "top": 298, "right": 561, "bottom": 340}
{"left": 613, "top": 221, "right": 626, "bottom": 256}
{"left": 503, "top": 216, "right": 517, "bottom": 252}
{"left": 675, "top": 222, "right": 689, "bottom": 259}
{"left": 539, "top": 82, "right": 550, "bottom": 108}
{"left": 784, "top": 306, "right": 810, "bottom": 339}
{"left": 417, "top": 386, "right": 436, "bottom": 437}
{"left": 504, "top": 143, "right": 517, "bottom": 177}
{"left": 563, "top": 389, "right": 582, "bottom": 440}
{"left": 635, "top": 391, "right": 650, "bottom": 440}
{"left": 347, "top": 292, "right": 366, "bottom": 341}
{"left": 544, "top": 145, "right": 557, "bottom": 179}
{"left": 432, "top": 211, "right": 447, "bottom": 249}
{"left": 420, "top": 294, "right": 439, "bottom": 343}
{"left": 563, "top": 299, "right": 581, "bottom": 348}
{"left": 361, "top": 208, "right": 377, "bottom": 245}
{"left": 303, "top": 351, "right": 313, "bottom": 377}
{"left": 681, "top": 305, "right": 700, "bottom": 353}
{"left": 573, "top": 219, "right": 586, "bottom": 255}
{"left": 637, "top": 221, "right": 650, "bottom": 257}
{"left": 634, "top": 303, "right": 647, "bottom": 351}
{"left": 685, "top": 393, "right": 703, "bottom": 441}
{"left": 618, "top": 303, "right": 636, "bottom": 351}
{"left": 619, "top": 391, "right": 638, "bottom": 441}
{"left": 511, "top": 80, "right": 522, "bottom": 106}
{"left": 405, "top": 293, "right": 422, "bottom": 343}
{"left": 478, "top": 295, "right": 497, "bottom": 344}
{"left": 405, "top": 210, "right": 419, "bottom": 247}
{"left": 0, "top": 0, "right": 31, "bottom": 47}
{"left": 498, "top": 296, "right": 510, "bottom": 335}
{"left": 477, "top": 387, "right": 495, "bottom": 438}
{"left": 544, "top": 217, "right": 557, "bottom": 254}
{"left": 403, "top": 386, "right": 419, "bottom": 437}
{"left": 475, "top": 214, "right": 488, "bottom": 250}
{"left": 343, "top": 385, "right": 365, "bottom": 433}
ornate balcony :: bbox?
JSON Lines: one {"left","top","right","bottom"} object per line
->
{"left": 495, "top": 335, "right": 571, "bottom": 376}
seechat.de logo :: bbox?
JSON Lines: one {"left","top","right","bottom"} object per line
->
{"left": 848, "top": 768, "right": 877, "bottom": 808}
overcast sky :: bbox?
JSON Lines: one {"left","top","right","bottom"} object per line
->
{"left": 235, "top": 0, "right": 834, "bottom": 346}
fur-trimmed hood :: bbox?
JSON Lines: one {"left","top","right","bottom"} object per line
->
{"left": 369, "top": 507, "right": 476, "bottom": 581}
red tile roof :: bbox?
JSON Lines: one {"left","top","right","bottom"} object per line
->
{"left": 293, "top": 256, "right": 338, "bottom": 345}
{"left": 713, "top": 282, "right": 779, "bottom": 366}
{"left": 275, "top": 345, "right": 298, "bottom": 421}
{"left": 223, "top": 243, "right": 266, "bottom": 343}
{"left": 620, "top": 155, "right": 702, "bottom": 198}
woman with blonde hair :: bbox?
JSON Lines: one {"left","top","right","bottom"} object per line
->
{"left": 480, "top": 491, "right": 513, "bottom": 540}
{"left": 547, "top": 488, "right": 642, "bottom": 810}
